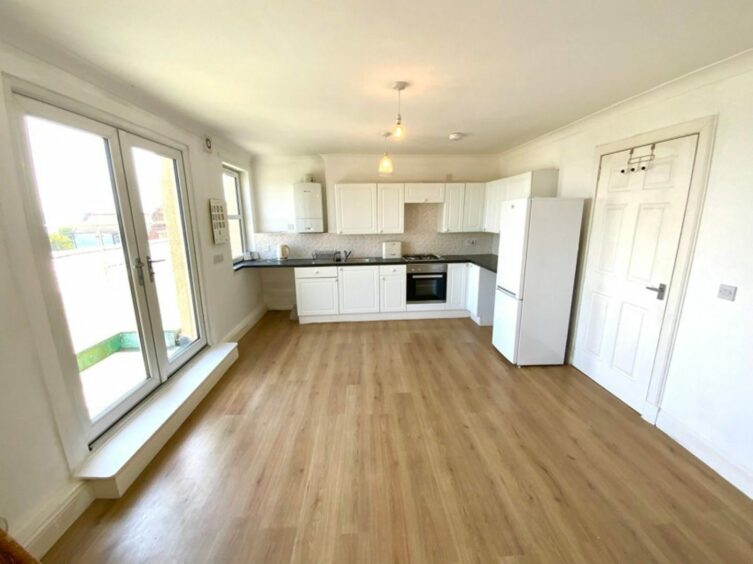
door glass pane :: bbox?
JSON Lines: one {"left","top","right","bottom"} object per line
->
{"left": 130, "top": 147, "right": 199, "bottom": 360}
{"left": 24, "top": 116, "right": 151, "bottom": 419}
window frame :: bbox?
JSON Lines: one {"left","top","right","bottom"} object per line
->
{"left": 222, "top": 165, "right": 247, "bottom": 263}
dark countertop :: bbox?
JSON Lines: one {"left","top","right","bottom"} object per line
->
{"left": 234, "top": 253, "right": 498, "bottom": 273}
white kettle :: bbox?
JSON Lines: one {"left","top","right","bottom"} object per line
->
{"left": 276, "top": 244, "right": 290, "bottom": 260}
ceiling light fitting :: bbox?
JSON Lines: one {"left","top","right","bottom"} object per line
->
{"left": 378, "top": 131, "right": 393, "bottom": 176}
{"left": 448, "top": 132, "right": 466, "bottom": 141}
{"left": 391, "top": 81, "right": 409, "bottom": 140}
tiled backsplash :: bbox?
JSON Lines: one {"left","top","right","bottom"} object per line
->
{"left": 253, "top": 204, "right": 497, "bottom": 258}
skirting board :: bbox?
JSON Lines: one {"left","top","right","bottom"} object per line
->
{"left": 15, "top": 482, "right": 94, "bottom": 559}
{"left": 221, "top": 302, "right": 267, "bottom": 343}
{"left": 299, "top": 310, "right": 470, "bottom": 324}
{"left": 656, "top": 410, "right": 753, "bottom": 499}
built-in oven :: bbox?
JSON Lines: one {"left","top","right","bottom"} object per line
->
{"left": 406, "top": 263, "right": 447, "bottom": 304}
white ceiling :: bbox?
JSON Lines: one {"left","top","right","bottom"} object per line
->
{"left": 1, "top": 0, "right": 752, "bottom": 155}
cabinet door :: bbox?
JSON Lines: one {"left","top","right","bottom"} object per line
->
{"left": 338, "top": 266, "right": 380, "bottom": 313}
{"left": 504, "top": 172, "right": 533, "bottom": 200}
{"left": 295, "top": 278, "right": 339, "bottom": 316}
{"left": 377, "top": 183, "right": 404, "bottom": 234}
{"left": 440, "top": 183, "right": 465, "bottom": 232}
{"left": 335, "top": 183, "right": 378, "bottom": 234}
{"left": 483, "top": 179, "right": 506, "bottom": 233}
{"left": 405, "top": 182, "right": 445, "bottom": 203}
{"left": 380, "top": 274, "right": 406, "bottom": 312}
{"left": 462, "top": 183, "right": 486, "bottom": 231}
{"left": 446, "top": 263, "right": 468, "bottom": 310}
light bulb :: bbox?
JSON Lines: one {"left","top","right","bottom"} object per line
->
{"left": 378, "top": 152, "right": 393, "bottom": 175}
{"left": 392, "top": 116, "right": 405, "bottom": 139}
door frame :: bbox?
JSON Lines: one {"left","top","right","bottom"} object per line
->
{"left": 572, "top": 116, "right": 717, "bottom": 423}
{"left": 11, "top": 95, "right": 169, "bottom": 441}
{"left": 4, "top": 76, "right": 209, "bottom": 447}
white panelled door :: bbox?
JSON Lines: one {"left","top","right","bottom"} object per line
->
{"left": 573, "top": 135, "right": 698, "bottom": 412}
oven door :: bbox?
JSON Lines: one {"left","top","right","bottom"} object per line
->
{"left": 407, "top": 273, "right": 447, "bottom": 303}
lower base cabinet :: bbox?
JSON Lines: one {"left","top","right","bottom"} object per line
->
{"left": 379, "top": 264, "right": 406, "bottom": 312}
{"left": 446, "top": 263, "right": 469, "bottom": 310}
{"left": 338, "top": 266, "right": 380, "bottom": 314}
{"left": 294, "top": 262, "right": 492, "bottom": 323}
{"left": 295, "top": 277, "right": 339, "bottom": 315}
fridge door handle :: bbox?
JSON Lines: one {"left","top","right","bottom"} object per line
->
{"left": 497, "top": 285, "right": 517, "bottom": 299}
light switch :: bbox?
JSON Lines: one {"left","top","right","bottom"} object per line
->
{"left": 718, "top": 284, "right": 737, "bottom": 301}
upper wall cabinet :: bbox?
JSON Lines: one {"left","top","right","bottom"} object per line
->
{"left": 462, "top": 183, "right": 486, "bottom": 231}
{"left": 440, "top": 183, "right": 466, "bottom": 232}
{"left": 377, "top": 183, "right": 404, "bottom": 234}
{"left": 405, "top": 182, "right": 445, "bottom": 203}
{"left": 439, "top": 183, "right": 486, "bottom": 233}
{"left": 335, "top": 183, "right": 378, "bottom": 234}
{"left": 482, "top": 169, "right": 558, "bottom": 233}
{"left": 483, "top": 178, "right": 505, "bottom": 234}
{"left": 334, "top": 183, "right": 405, "bottom": 234}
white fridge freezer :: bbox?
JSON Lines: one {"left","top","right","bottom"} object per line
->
{"left": 492, "top": 197, "right": 584, "bottom": 365}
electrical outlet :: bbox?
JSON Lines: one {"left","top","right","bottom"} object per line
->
{"left": 718, "top": 284, "right": 737, "bottom": 301}
{"left": 465, "top": 238, "right": 478, "bottom": 247}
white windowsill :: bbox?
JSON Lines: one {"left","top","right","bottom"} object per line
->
{"left": 75, "top": 342, "right": 238, "bottom": 498}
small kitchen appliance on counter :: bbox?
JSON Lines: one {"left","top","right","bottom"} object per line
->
{"left": 382, "top": 241, "right": 402, "bottom": 259}
{"left": 276, "top": 244, "right": 290, "bottom": 260}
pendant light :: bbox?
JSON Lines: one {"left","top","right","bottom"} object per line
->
{"left": 378, "top": 131, "right": 393, "bottom": 176}
{"left": 391, "top": 81, "right": 408, "bottom": 140}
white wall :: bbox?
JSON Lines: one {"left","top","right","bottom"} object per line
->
{"left": 252, "top": 154, "right": 326, "bottom": 233}
{"left": 0, "top": 40, "right": 264, "bottom": 553}
{"left": 498, "top": 51, "right": 753, "bottom": 496}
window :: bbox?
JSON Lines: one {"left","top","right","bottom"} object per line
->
{"left": 222, "top": 167, "right": 246, "bottom": 261}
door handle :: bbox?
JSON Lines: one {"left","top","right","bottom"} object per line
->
{"left": 134, "top": 257, "right": 146, "bottom": 286}
{"left": 146, "top": 256, "right": 166, "bottom": 282}
{"left": 646, "top": 283, "right": 667, "bottom": 300}
{"left": 497, "top": 285, "right": 517, "bottom": 299}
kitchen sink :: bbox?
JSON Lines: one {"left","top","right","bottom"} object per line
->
{"left": 343, "top": 257, "right": 379, "bottom": 263}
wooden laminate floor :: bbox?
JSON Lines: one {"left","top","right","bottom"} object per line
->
{"left": 44, "top": 312, "right": 753, "bottom": 563}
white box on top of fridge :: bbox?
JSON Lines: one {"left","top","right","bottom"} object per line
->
{"left": 492, "top": 198, "right": 584, "bottom": 366}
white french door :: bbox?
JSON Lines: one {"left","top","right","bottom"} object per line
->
{"left": 118, "top": 132, "right": 205, "bottom": 377}
{"left": 16, "top": 96, "right": 205, "bottom": 441}
{"left": 573, "top": 135, "right": 698, "bottom": 412}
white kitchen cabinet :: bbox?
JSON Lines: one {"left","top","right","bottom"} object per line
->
{"left": 338, "top": 266, "right": 380, "bottom": 314}
{"left": 439, "top": 183, "right": 466, "bottom": 232}
{"left": 465, "top": 264, "right": 496, "bottom": 325}
{"left": 440, "top": 183, "right": 488, "bottom": 233}
{"left": 377, "top": 183, "right": 404, "bottom": 234}
{"left": 446, "top": 263, "right": 468, "bottom": 310}
{"left": 379, "top": 265, "right": 406, "bottom": 313}
{"left": 483, "top": 178, "right": 506, "bottom": 233}
{"left": 404, "top": 182, "right": 444, "bottom": 203}
{"left": 295, "top": 278, "right": 339, "bottom": 316}
{"left": 482, "top": 170, "right": 558, "bottom": 234}
{"left": 335, "top": 183, "right": 378, "bottom": 234}
{"left": 462, "top": 183, "right": 486, "bottom": 231}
